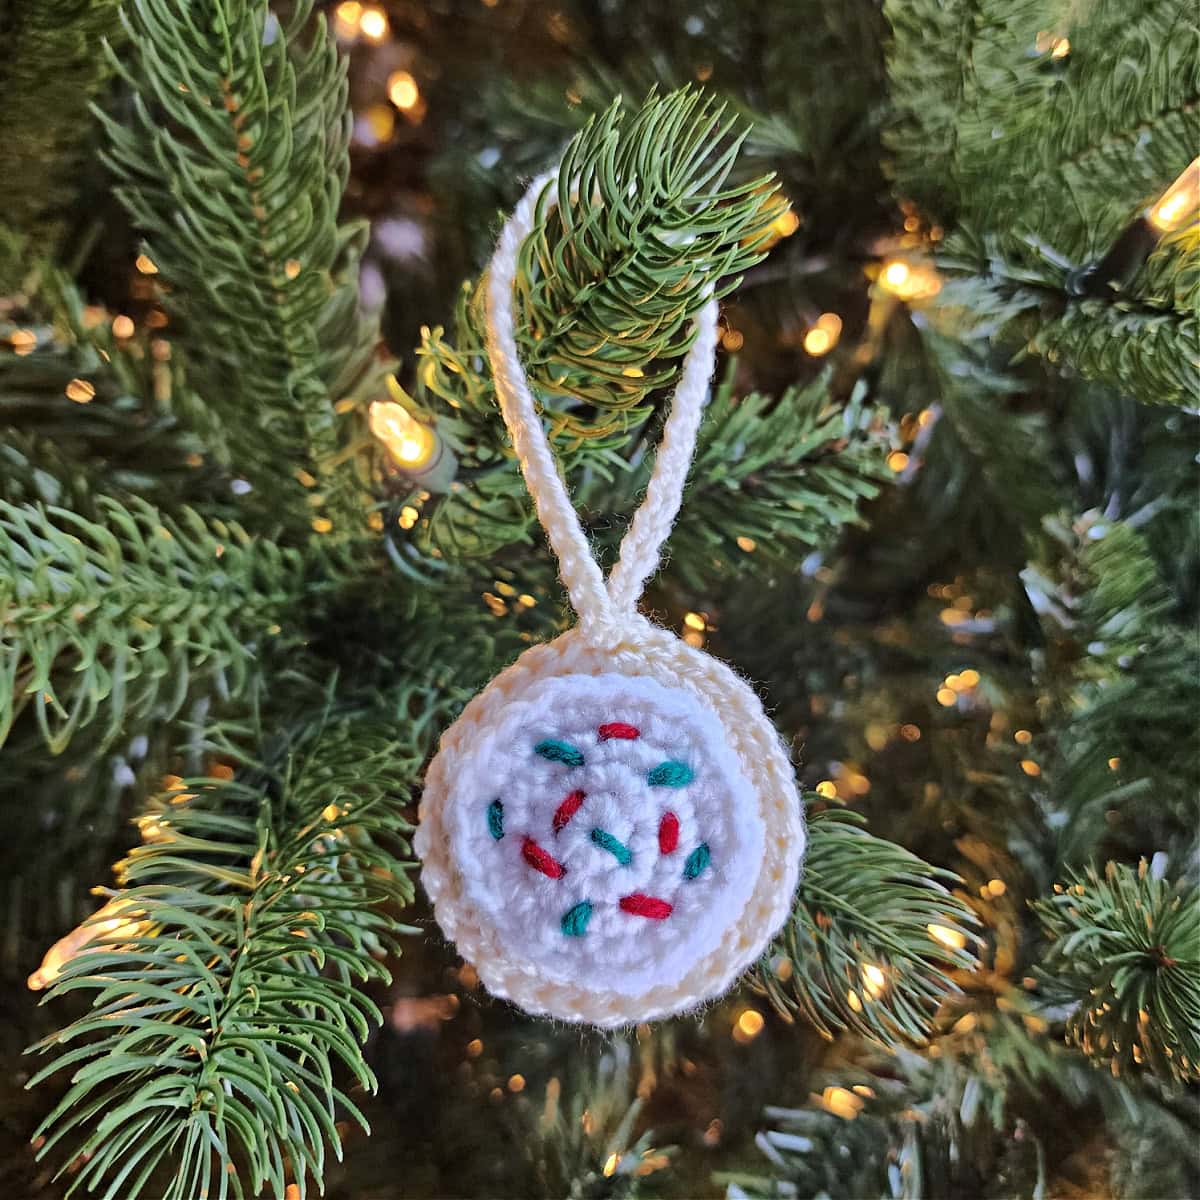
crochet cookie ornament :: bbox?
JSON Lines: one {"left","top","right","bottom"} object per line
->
{"left": 415, "top": 171, "right": 805, "bottom": 1027}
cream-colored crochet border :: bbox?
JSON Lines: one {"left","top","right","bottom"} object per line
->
{"left": 415, "top": 619, "right": 805, "bottom": 1026}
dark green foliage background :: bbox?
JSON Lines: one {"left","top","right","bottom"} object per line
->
{"left": 1, "top": 1, "right": 1197, "bottom": 1197}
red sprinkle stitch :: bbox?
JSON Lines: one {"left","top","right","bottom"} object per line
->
{"left": 619, "top": 893, "right": 673, "bottom": 920}
{"left": 599, "top": 722, "right": 640, "bottom": 741}
{"left": 552, "top": 789, "right": 586, "bottom": 834}
{"left": 658, "top": 812, "right": 680, "bottom": 854}
{"left": 522, "top": 836, "right": 567, "bottom": 879}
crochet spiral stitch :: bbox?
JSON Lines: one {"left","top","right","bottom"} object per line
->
{"left": 414, "top": 167, "right": 805, "bottom": 1026}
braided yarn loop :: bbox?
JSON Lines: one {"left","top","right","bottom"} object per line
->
{"left": 415, "top": 168, "right": 804, "bottom": 1025}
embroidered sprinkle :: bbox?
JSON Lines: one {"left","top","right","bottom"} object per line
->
{"left": 620, "top": 893, "right": 673, "bottom": 920}
{"left": 647, "top": 760, "right": 694, "bottom": 788}
{"left": 522, "top": 836, "right": 567, "bottom": 879}
{"left": 535, "top": 739, "right": 585, "bottom": 767}
{"left": 487, "top": 799, "right": 504, "bottom": 840}
{"left": 598, "top": 722, "right": 640, "bottom": 740}
{"left": 683, "top": 843, "right": 711, "bottom": 880}
{"left": 560, "top": 900, "right": 593, "bottom": 936}
{"left": 658, "top": 811, "right": 680, "bottom": 854}
{"left": 590, "top": 827, "right": 632, "bottom": 866}
{"left": 552, "top": 789, "right": 586, "bottom": 834}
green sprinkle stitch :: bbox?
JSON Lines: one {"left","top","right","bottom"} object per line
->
{"left": 535, "top": 739, "right": 585, "bottom": 767}
{"left": 561, "top": 900, "right": 593, "bottom": 936}
{"left": 487, "top": 799, "right": 504, "bottom": 840}
{"left": 683, "top": 842, "right": 711, "bottom": 880}
{"left": 590, "top": 827, "right": 632, "bottom": 866}
{"left": 648, "top": 760, "right": 694, "bottom": 788}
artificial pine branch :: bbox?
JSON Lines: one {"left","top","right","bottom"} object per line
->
{"left": 1022, "top": 513, "right": 1198, "bottom": 861}
{"left": 0, "top": 496, "right": 305, "bottom": 754}
{"left": 413, "top": 89, "right": 782, "bottom": 450}
{"left": 27, "top": 715, "right": 416, "bottom": 1200}
{"left": 0, "top": 0, "right": 123, "bottom": 284}
{"left": 757, "top": 805, "right": 979, "bottom": 1046}
{"left": 666, "top": 370, "right": 890, "bottom": 588}
{"left": 94, "top": 0, "right": 375, "bottom": 533}
{"left": 937, "top": 227, "right": 1199, "bottom": 407}
{"left": 1032, "top": 859, "right": 1199, "bottom": 1084}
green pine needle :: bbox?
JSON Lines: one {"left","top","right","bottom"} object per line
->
{"left": 0, "top": 496, "right": 304, "bottom": 753}
{"left": 757, "top": 805, "right": 979, "bottom": 1046}
{"left": 27, "top": 717, "right": 416, "bottom": 1200}
{"left": 95, "top": 0, "right": 376, "bottom": 528}
{"left": 1032, "top": 860, "right": 1200, "bottom": 1084}
{"left": 416, "top": 88, "right": 785, "bottom": 444}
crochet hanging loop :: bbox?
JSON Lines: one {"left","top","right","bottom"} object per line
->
{"left": 485, "top": 170, "right": 721, "bottom": 647}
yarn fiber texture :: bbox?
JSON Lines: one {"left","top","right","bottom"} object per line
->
{"left": 414, "top": 168, "right": 805, "bottom": 1026}
{"left": 416, "top": 620, "right": 805, "bottom": 1026}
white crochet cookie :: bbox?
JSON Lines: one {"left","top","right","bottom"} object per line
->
{"left": 440, "top": 672, "right": 763, "bottom": 996}
{"left": 415, "top": 166, "right": 805, "bottom": 1026}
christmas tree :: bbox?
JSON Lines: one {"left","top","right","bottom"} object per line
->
{"left": 1, "top": 1, "right": 1197, "bottom": 1197}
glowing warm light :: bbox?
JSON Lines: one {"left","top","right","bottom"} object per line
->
{"left": 1014, "top": 729, "right": 1033, "bottom": 745}
{"left": 773, "top": 209, "right": 800, "bottom": 238}
{"left": 603, "top": 1154, "right": 620, "bottom": 1178}
{"left": 927, "top": 923, "right": 967, "bottom": 951}
{"left": 815, "top": 780, "right": 838, "bottom": 799}
{"left": 370, "top": 399, "right": 436, "bottom": 468}
{"left": 311, "top": 516, "right": 333, "bottom": 534}
{"left": 1020, "top": 759, "right": 1041, "bottom": 777}
{"left": 878, "top": 257, "right": 942, "bottom": 301}
{"left": 735, "top": 1008, "right": 765, "bottom": 1040}
{"left": 398, "top": 505, "right": 420, "bottom": 530}
{"left": 887, "top": 450, "right": 909, "bottom": 472}
{"left": 11, "top": 328, "right": 37, "bottom": 355}
{"left": 508, "top": 1074, "right": 526, "bottom": 1093}
{"left": 388, "top": 70, "right": 420, "bottom": 111}
{"left": 1036, "top": 31, "right": 1071, "bottom": 58}
{"left": 683, "top": 611, "right": 706, "bottom": 631}
{"left": 335, "top": 1, "right": 362, "bottom": 26}
{"left": 135, "top": 253, "right": 158, "bottom": 274}
{"left": 861, "top": 963, "right": 887, "bottom": 998}
{"left": 803, "top": 326, "right": 833, "bottom": 356}
{"left": 736, "top": 535, "right": 757, "bottom": 552}
{"left": 721, "top": 328, "right": 744, "bottom": 351}
{"left": 28, "top": 898, "right": 148, "bottom": 991}
{"left": 65, "top": 378, "right": 95, "bottom": 404}
{"left": 1147, "top": 158, "right": 1200, "bottom": 233}
{"left": 359, "top": 4, "right": 388, "bottom": 40}
{"left": 846, "top": 989, "right": 863, "bottom": 1012}
{"left": 986, "top": 878, "right": 1007, "bottom": 897}
{"left": 953, "top": 1012, "right": 978, "bottom": 1034}
{"left": 820, "top": 1086, "right": 865, "bottom": 1120}
{"left": 466, "top": 1038, "right": 483, "bottom": 1057}
{"left": 1108, "top": 756, "right": 1121, "bottom": 770}
{"left": 112, "top": 315, "right": 135, "bottom": 338}
{"left": 365, "top": 103, "right": 396, "bottom": 144}
{"left": 284, "top": 259, "right": 301, "bottom": 280}
{"left": 959, "top": 668, "right": 981, "bottom": 688}
{"left": 936, "top": 686, "right": 957, "bottom": 707}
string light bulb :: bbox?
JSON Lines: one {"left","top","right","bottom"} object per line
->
{"left": 1147, "top": 157, "right": 1200, "bottom": 234}
{"left": 388, "top": 70, "right": 420, "bottom": 111}
{"left": 27, "top": 897, "right": 148, "bottom": 991}
{"left": 803, "top": 312, "right": 842, "bottom": 356}
{"left": 369, "top": 376, "right": 457, "bottom": 492}
{"left": 1071, "top": 157, "right": 1199, "bottom": 295}
{"left": 878, "top": 257, "right": 942, "bottom": 301}
{"left": 358, "top": 4, "right": 389, "bottom": 41}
